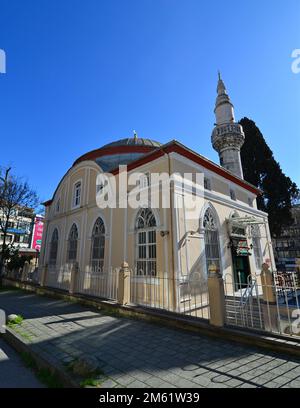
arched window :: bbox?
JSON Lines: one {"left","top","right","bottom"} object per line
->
{"left": 73, "top": 182, "right": 81, "bottom": 208}
{"left": 203, "top": 207, "right": 221, "bottom": 273}
{"left": 91, "top": 217, "right": 105, "bottom": 272}
{"left": 135, "top": 208, "right": 157, "bottom": 276}
{"left": 49, "top": 228, "right": 58, "bottom": 265}
{"left": 67, "top": 224, "right": 78, "bottom": 261}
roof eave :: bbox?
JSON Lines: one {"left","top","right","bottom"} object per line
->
{"left": 111, "top": 139, "right": 262, "bottom": 196}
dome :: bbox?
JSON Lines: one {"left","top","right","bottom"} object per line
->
{"left": 102, "top": 137, "right": 162, "bottom": 148}
{"left": 73, "top": 136, "right": 162, "bottom": 171}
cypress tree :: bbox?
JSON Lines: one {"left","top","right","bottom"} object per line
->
{"left": 239, "top": 117, "right": 299, "bottom": 237}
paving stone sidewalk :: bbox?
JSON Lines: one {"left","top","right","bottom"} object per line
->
{"left": 1, "top": 288, "right": 300, "bottom": 388}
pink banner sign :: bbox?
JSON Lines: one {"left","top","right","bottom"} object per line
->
{"left": 31, "top": 215, "right": 44, "bottom": 251}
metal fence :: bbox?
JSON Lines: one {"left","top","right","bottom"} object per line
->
{"left": 224, "top": 270, "right": 300, "bottom": 337}
{"left": 75, "top": 266, "right": 118, "bottom": 301}
{"left": 45, "top": 264, "right": 72, "bottom": 291}
{"left": 5, "top": 259, "right": 300, "bottom": 340}
{"left": 130, "top": 270, "right": 210, "bottom": 320}
{"left": 43, "top": 264, "right": 119, "bottom": 300}
{"left": 2, "top": 263, "right": 40, "bottom": 284}
{"left": 4, "top": 262, "right": 211, "bottom": 321}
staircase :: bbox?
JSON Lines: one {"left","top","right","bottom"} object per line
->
{"left": 225, "top": 296, "right": 264, "bottom": 330}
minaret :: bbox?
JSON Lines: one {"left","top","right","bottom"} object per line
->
{"left": 211, "top": 73, "right": 245, "bottom": 178}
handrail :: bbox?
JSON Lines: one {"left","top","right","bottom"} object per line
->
{"left": 239, "top": 276, "right": 256, "bottom": 308}
{"left": 238, "top": 275, "right": 257, "bottom": 328}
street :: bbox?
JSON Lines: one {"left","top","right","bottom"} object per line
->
{"left": 0, "top": 337, "right": 44, "bottom": 388}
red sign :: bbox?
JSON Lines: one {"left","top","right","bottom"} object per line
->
{"left": 31, "top": 215, "right": 44, "bottom": 251}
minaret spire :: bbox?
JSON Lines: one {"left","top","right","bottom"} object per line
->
{"left": 211, "top": 74, "right": 245, "bottom": 178}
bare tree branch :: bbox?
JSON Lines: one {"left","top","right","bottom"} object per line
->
{"left": 0, "top": 168, "right": 40, "bottom": 274}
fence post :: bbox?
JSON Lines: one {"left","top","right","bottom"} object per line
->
{"left": 69, "top": 262, "right": 79, "bottom": 295}
{"left": 21, "top": 261, "right": 29, "bottom": 282}
{"left": 207, "top": 263, "right": 225, "bottom": 327}
{"left": 40, "top": 264, "right": 48, "bottom": 287}
{"left": 118, "top": 262, "right": 131, "bottom": 305}
{"left": 260, "top": 263, "right": 279, "bottom": 332}
{"left": 261, "top": 263, "right": 276, "bottom": 303}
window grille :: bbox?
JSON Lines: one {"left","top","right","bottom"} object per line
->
{"left": 135, "top": 208, "right": 157, "bottom": 276}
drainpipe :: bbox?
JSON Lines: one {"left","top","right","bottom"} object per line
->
{"left": 166, "top": 151, "right": 176, "bottom": 309}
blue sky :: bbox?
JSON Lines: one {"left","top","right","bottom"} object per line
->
{"left": 0, "top": 0, "right": 299, "bottom": 203}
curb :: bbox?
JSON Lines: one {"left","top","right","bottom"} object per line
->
{"left": 2, "top": 328, "right": 78, "bottom": 388}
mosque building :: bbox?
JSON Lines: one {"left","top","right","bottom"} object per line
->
{"left": 39, "top": 75, "right": 275, "bottom": 313}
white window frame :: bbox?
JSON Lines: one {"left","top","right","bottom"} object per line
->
{"left": 72, "top": 180, "right": 82, "bottom": 209}
{"left": 135, "top": 208, "right": 157, "bottom": 277}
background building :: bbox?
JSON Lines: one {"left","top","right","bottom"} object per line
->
{"left": 0, "top": 207, "right": 34, "bottom": 249}
{"left": 0, "top": 208, "right": 44, "bottom": 259}
{"left": 273, "top": 204, "right": 300, "bottom": 271}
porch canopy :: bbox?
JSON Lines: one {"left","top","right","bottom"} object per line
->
{"left": 228, "top": 215, "right": 266, "bottom": 228}
{"left": 227, "top": 215, "right": 267, "bottom": 256}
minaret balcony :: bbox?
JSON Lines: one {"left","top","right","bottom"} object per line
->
{"left": 212, "top": 123, "right": 244, "bottom": 137}
{"left": 211, "top": 123, "right": 245, "bottom": 152}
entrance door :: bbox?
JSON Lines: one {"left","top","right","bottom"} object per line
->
{"left": 231, "top": 250, "right": 251, "bottom": 289}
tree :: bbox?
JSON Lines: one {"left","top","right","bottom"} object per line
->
{"left": 0, "top": 167, "right": 39, "bottom": 276}
{"left": 6, "top": 247, "right": 33, "bottom": 272}
{"left": 239, "top": 117, "right": 299, "bottom": 237}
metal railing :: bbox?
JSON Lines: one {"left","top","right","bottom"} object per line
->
{"left": 4, "top": 262, "right": 211, "bottom": 321}
{"left": 224, "top": 270, "right": 300, "bottom": 337}
{"left": 224, "top": 272, "right": 264, "bottom": 330}
{"left": 43, "top": 263, "right": 119, "bottom": 301}
{"left": 46, "top": 264, "right": 72, "bottom": 291}
{"left": 75, "top": 266, "right": 118, "bottom": 301}
{"left": 272, "top": 271, "right": 300, "bottom": 336}
{"left": 2, "top": 263, "right": 40, "bottom": 284}
{"left": 5, "top": 260, "right": 300, "bottom": 339}
{"left": 130, "top": 269, "right": 210, "bottom": 321}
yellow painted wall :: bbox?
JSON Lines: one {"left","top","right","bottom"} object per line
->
{"left": 40, "top": 153, "right": 274, "bottom": 310}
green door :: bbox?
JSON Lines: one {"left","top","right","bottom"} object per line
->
{"left": 232, "top": 251, "right": 251, "bottom": 289}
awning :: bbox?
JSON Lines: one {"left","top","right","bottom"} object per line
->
{"left": 229, "top": 215, "right": 266, "bottom": 227}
